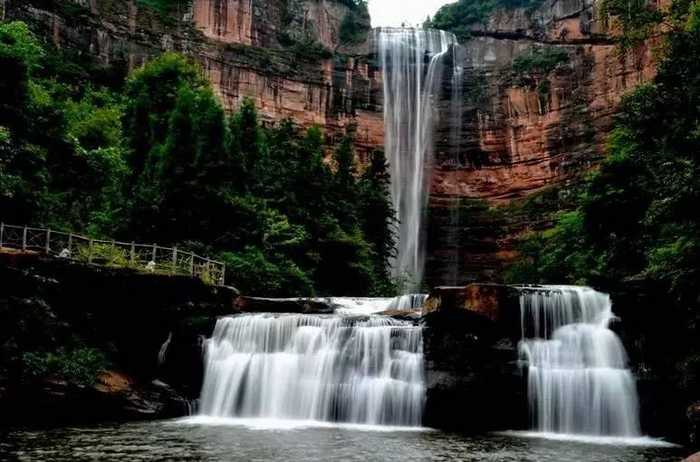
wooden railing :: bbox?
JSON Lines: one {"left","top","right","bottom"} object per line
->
{"left": 0, "top": 223, "right": 226, "bottom": 286}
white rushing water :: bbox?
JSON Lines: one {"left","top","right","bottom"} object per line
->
{"left": 518, "top": 286, "right": 641, "bottom": 437}
{"left": 198, "top": 314, "right": 425, "bottom": 427}
{"left": 376, "top": 28, "right": 460, "bottom": 290}
{"left": 329, "top": 294, "right": 427, "bottom": 316}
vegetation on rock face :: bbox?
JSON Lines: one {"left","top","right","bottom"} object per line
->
{"left": 22, "top": 348, "right": 108, "bottom": 387}
{"left": 506, "top": 0, "right": 700, "bottom": 309}
{"left": 511, "top": 46, "right": 570, "bottom": 107}
{"left": 135, "top": 0, "right": 191, "bottom": 15}
{"left": 0, "top": 21, "right": 397, "bottom": 297}
{"left": 512, "top": 47, "right": 570, "bottom": 77}
{"left": 338, "top": 0, "right": 371, "bottom": 45}
{"left": 504, "top": 3, "right": 700, "bottom": 429}
{"left": 426, "top": 0, "right": 544, "bottom": 41}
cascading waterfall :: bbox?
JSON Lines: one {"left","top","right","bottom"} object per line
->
{"left": 518, "top": 286, "right": 641, "bottom": 436}
{"left": 198, "top": 314, "right": 424, "bottom": 426}
{"left": 387, "top": 293, "right": 429, "bottom": 311}
{"left": 376, "top": 28, "right": 461, "bottom": 290}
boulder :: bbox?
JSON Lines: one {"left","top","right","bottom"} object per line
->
{"left": 377, "top": 309, "right": 421, "bottom": 322}
{"left": 423, "top": 283, "right": 520, "bottom": 323}
{"left": 421, "top": 283, "right": 526, "bottom": 433}
{"left": 689, "top": 402, "right": 700, "bottom": 448}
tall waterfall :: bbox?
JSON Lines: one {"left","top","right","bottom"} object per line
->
{"left": 518, "top": 286, "right": 641, "bottom": 436}
{"left": 376, "top": 28, "right": 460, "bottom": 290}
{"left": 198, "top": 314, "right": 425, "bottom": 426}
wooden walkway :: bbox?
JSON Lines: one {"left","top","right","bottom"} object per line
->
{"left": 0, "top": 223, "right": 226, "bottom": 286}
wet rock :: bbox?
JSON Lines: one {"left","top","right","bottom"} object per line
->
{"left": 234, "top": 296, "right": 335, "bottom": 314}
{"left": 376, "top": 309, "right": 421, "bottom": 322}
{"left": 424, "top": 283, "right": 520, "bottom": 324}
{"left": 422, "top": 307, "right": 526, "bottom": 433}
{"left": 689, "top": 402, "right": 700, "bottom": 448}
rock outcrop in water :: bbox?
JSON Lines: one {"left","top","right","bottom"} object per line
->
{"left": 422, "top": 285, "right": 525, "bottom": 433}
{"left": 425, "top": 282, "right": 699, "bottom": 446}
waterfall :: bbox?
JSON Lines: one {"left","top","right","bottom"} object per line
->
{"left": 518, "top": 286, "right": 641, "bottom": 436}
{"left": 387, "top": 294, "right": 428, "bottom": 311}
{"left": 198, "top": 314, "right": 425, "bottom": 426}
{"left": 376, "top": 28, "right": 460, "bottom": 291}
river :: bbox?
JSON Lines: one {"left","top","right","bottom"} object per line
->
{"left": 0, "top": 420, "right": 684, "bottom": 462}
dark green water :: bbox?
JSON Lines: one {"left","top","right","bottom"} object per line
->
{"left": 0, "top": 420, "right": 689, "bottom": 462}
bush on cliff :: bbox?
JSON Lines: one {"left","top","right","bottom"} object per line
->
{"left": 22, "top": 348, "right": 108, "bottom": 387}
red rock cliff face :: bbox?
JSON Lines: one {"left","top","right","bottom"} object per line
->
{"left": 423, "top": 0, "right": 660, "bottom": 286}
{"left": 5, "top": 0, "right": 382, "bottom": 157}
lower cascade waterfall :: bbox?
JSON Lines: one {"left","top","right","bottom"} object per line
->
{"left": 198, "top": 314, "right": 425, "bottom": 426}
{"left": 518, "top": 286, "right": 641, "bottom": 436}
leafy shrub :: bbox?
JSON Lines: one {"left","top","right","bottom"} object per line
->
{"left": 22, "top": 348, "right": 108, "bottom": 387}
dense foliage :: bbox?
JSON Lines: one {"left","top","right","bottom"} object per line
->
{"left": 22, "top": 348, "right": 108, "bottom": 387}
{"left": 506, "top": 1, "right": 700, "bottom": 310}
{"left": 426, "top": 0, "right": 543, "bottom": 40}
{"left": 0, "top": 21, "right": 396, "bottom": 297}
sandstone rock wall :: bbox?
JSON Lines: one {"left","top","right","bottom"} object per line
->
{"left": 424, "top": 0, "right": 660, "bottom": 285}
{"left": 5, "top": 0, "right": 379, "bottom": 156}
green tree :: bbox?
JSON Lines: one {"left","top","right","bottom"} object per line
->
{"left": 359, "top": 149, "right": 397, "bottom": 293}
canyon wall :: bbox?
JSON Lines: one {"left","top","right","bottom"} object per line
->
{"left": 423, "top": 0, "right": 659, "bottom": 286}
{"left": 4, "top": 0, "right": 383, "bottom": 157}
{"left": 4, "top": 0, "right": 658, "bottom": 284}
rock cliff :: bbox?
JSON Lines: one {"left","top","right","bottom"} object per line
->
{"left": 4, "top": 0, "right": 660, "bottom": 284}
{"left": 4, "top": 0, "right": 382, "bottom": 157}
{"left": 424, "top": 0, "right": 660, "bottom": 285}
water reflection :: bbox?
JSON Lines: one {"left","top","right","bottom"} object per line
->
{"left": 0, "top": 421, "right": 687, "bottom": 462}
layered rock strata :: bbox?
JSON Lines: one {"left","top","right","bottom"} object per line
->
{"left": 5, "top": 0, "right": 381, "bottom": 157}
{"left": 424, "top": 0, "right": 660, "bottom": 284}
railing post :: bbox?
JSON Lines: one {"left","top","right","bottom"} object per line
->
{"left": 130, "top": 242, "right": 135, "bottom": 265}
{"left": 0, "top": 222, "right": 4, "bottom": 248}
{"left": 172, "top": 247, "right": 177, "bottom": 275}
{"left": 152, "top": 244, "right": 157, "bottom": 262}
{"left": 189, "top": 254, "right": 194, "bottom": 277}
{"left": 68, "top": 233, "right": 73, "bottom": 257}
{"left": 22, "top": 226, "right": 27, "bottom": 251}
{"left": 88, "top": 238, "right": 94, "bottom": 263}
{"left": 46, "top": 229, "right": 51, "bottom": 254}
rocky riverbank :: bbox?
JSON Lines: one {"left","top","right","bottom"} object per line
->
{"left": 0, "top": 251, "right": 234, "bottom": 425}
